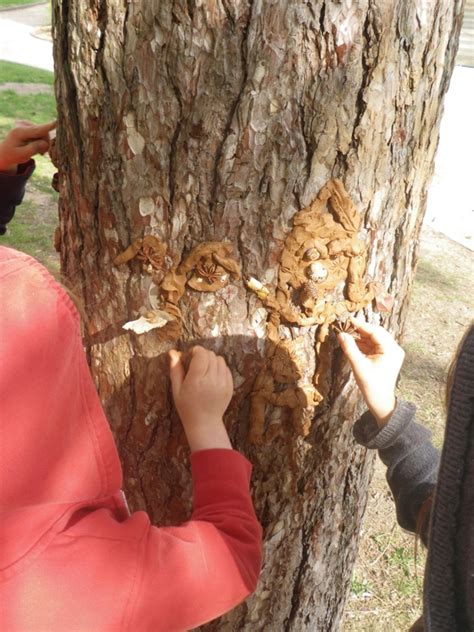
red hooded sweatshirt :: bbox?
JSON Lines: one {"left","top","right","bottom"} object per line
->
{"left": 0, "top": 246, "right": 262, "bottom": 631}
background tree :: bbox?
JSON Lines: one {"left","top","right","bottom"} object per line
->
{"left": 52, "top": 1, "right": 464, "bottom": 629}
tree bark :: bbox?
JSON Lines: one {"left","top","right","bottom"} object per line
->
{"left": 52, "top": 1, "right": 463, "bottom": 629}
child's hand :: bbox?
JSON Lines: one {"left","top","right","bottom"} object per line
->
{"left": 338, "top": 319, "right": 405, "bottom": 427}
{"left": 0, "top": 120, "right": 57, "bottom": 174}
{"left": 169, "top": 346, "right": 233, "bottom": 451}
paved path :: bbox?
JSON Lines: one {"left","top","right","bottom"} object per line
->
{"left": 457, "top": 0, "right": 474, "bottom": 67}
{"left": 0, "top": 2, "right": 53, "bottom": 72}
{"left": 0, "top": 2, "right": 50, "bottom": 27}
{"left": 0, "top": 81, "right": 53, "bottom": 94}
{"left": 424, "top": 65, "right": 474, "bottom": 251}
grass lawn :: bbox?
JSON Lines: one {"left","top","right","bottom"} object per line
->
{"left": 0, "top": 90, "right": 56, "bottom": 128}
{"left": 0, "top": 60, "right": 54, "bottom": 84}
{"left": 0, "top": 0, "right": 43, "bottom": 8}
{"left": 2, "top": 196, "right": 59, "bottom": 271}
{"left": 0, "top": 0, "right": 42, "bottom": 7}
{"left": 0, "top": 60, "right": 58, "bottom": 272}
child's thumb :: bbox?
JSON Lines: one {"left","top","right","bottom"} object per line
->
{"left": 30, "top": 139, "right": 49, "bottom": 155}
{"left": 169, "top": 350, "right": 185, "bottom": 395}
{"left": 338, "top": 333, "right": 365, "bottom": 373}
{"left": 17, "top": 140, "right": 48, "bottom": 161}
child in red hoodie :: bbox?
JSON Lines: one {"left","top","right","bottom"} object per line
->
{"left": 0, "top": 124, "right": 262, "bottom": 631}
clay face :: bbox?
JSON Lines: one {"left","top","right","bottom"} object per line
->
{"left": 115, "top": 240, "right": 241, "bottom": 338}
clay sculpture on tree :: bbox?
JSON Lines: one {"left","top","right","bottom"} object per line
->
{"left": 246, "top": 179, "right": 385, "bottom": 443}
{"left": 114, "top": 179, "right": 389, "bottom": 443}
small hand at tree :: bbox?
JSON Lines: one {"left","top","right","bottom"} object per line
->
{"left": 338, "top": 318, "right": 405, "bottom": 426}
{"left": 0, "top": 120, "right": 57, "bottom": 174}
{"left": 169, "top": 345, "right": 234, "bottom": 451}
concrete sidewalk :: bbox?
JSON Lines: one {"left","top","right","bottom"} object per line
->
{"left": 424, "top": 65, "right": 474, "bottom": 251}
{"left": 0, "top": 2, "right": 52, "bottom": 72}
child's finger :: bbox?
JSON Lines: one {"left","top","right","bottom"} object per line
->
{"left": 28, "top": 139, "right": 49, "bottom": 154}
{"left": 351, "top": 317, "right": 389, "bottom": 339}
{"left": 351, "top": 318, "right": 393, "bottom": 349}
{"left": 205, "top": 350, "right": 219, "bottom": 379}
{"left": 217, "top": 356, "right": 230, "bottom": 385}
{"left": 15, "top": 120, "right": 57, "bottom": 140}
{"left": 338, "top": 332, "right": 367, "bottom": 373}
{"left": 15, "top": 139, "right": 49, "bottom": 161}
{"left": 187, "top": 346, "right": 211, "bottom": 379}
{"left": 217, "top": 355, "right": 228, "bottom": 371}
{"left": 223, "top": 360, "right": 234, "bottom": 392}
{"left": 169, "top": 350, "right": 185, "bottom": 395}
{"left": 355, "top": 339, "right": 376, "bottom": 355}
{"left": 15, "top": 119, "right": 35, "bottom": 128}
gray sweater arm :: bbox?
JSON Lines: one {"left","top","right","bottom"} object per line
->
{"left": 353, "top": 400, "right": 440, "bottom": 539}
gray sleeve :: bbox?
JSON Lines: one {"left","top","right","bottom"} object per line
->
{"left": 353, "top": 400, "right": 440, "bottom": 539}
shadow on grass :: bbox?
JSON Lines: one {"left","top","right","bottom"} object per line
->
{"left": 415, "top": 259, "right": 461, "bottom": 295}
{"left": 402, "top": 349, "right": 447, "bottom": 386}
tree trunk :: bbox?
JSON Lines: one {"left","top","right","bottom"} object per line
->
{"left": 52, "top": 1, "right": 463, "bottom": 629}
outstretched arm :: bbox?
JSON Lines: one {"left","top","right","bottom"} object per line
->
{"left": 132, "top": 448, "right": 262, "bottom": 629}
{"left": 129, "top": 346, "right": 262, "bottom": 629}
{"left": 339, "top": 320, "right": 439, "bottom": 541}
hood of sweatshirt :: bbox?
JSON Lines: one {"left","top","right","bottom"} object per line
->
{"left": 0, "top": 247, "right": 123, "bottom": 574}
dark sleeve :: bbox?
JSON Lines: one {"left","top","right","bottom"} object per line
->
{"left": 353, "top": 400, "right": 439, "bottom": 541}
{"left": 0, "top": 160, "right": 35, "bottom": 234}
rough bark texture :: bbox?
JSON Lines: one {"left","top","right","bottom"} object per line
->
{"left": 52, "top": 1, "right": 463, "bottom": 629}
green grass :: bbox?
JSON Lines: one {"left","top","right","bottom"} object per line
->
{"left": 368, "top": 533, "right": 422, "bottom": 598}
{"left": 0, "top": 60, "right": 54, "bottom": 85}
{"left": 0, "top": 61, "right": 58, "bottom": 272}
{"left": 1, "top": 198, "right": 59, "bottom": 272}
{"left": 0, "top": 62, "right": 56, "bottom": 135}
{"left": 32, "top": 154, "right": 57, "bottom": 192}
{"left": 350, "top": 577, "right": 372, "bottom": 597}
{"left": 0, "top": 62, "right": 56, "bottom": 142}
{"left": 0, "top": 84, "right": 57, "bottom": 197}
{"left": 388, "top": 547, "right": 413, "bottom": 576}
{"left": 0, "top": 91, "right": 56, "bottom": 131}
{"left": 0, "top": 89, "right": 57, "bottom": 194}
{"left": 0, "top": 0, "right": 41, "bottom": 8}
